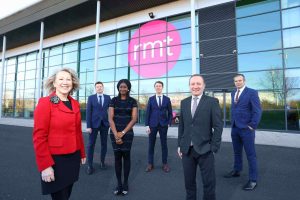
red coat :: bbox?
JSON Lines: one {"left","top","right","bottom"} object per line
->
{"left": 33, "top": 92, "right": 86, "bottom": 172}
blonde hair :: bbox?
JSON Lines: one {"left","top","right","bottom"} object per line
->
{"left": 44, "top": 68, "right": 79, "bottom": 95}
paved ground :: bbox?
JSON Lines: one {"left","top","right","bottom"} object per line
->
{"left": 0, "top": 124, "right": 300, "bottom": 200}
{"left": 0, "top": 118, "right": 300, "bottom": 148}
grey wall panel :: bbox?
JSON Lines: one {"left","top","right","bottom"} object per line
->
{"left": 200, "top": 55, "right": 237, "bottom": 74}
{"left": 200, "top": 37, "right": 236, "bottom": 57}
{"left": 199, "top": 19, "right": 236, "bottom": 41}
{"left": 198, "top": 1, "right": 235, "bottom": 24}
{"left": 202, "top": 73, "right": 235, "bottom": 89}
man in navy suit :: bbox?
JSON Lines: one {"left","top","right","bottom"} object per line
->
{"left": 86, "top": 81, "right": 111, "bottom": 174}
{"left": 224, "top": 74, "right": 262, "bottom": 190}
{"left": 145, "top": 81, "right": 173, "bottom": 173}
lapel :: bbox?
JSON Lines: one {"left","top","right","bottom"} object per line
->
{"left": 153, "top": 95, "right": 159, "bottom": 108}
{"left": 236, "top": 87, "right": 248, "bottom": 105}
{"left": 50, "top": 92, "right": 78, "bottom": 113}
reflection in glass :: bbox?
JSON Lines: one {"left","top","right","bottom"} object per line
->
{"left": 168, "top": 60, "right": 192, "bottom": 77}
{"left": 139, "top": 78, "right": 167, "bottom": 94}
{"left": 63, "top": 42, "right": 78, "bottom": 53}
{"left": 81, "top": 39, "right": 95, "bottom": 49}
{"left": 168, "top": 76, "right": 189, "bottom": 93}
{"left": 49, "top": 46, "right": 62, "bottom": 56}
{"left": 237, "top": 12, "right": 280, "bottom": 35}
{"left": 236, "top": 0, "right": 280, "bottom": 18}
{"left": 168, "top": 14, "right": 190, "bottom": 30}
{"left": 63, "top": 51, "right": 78, "bottom": 64}
{"left": 80, "top": 48, "right": 95, "bottom": 61}
{"left": 26, "top": 52, "right": 37, "bottom": 61}
{"left": 25, "top": 70, "right": 37, "bottom": 80}
{"left": 284, "top": 47, "right": 300, "bottom": 68}
{"left": 99, "top": 56, "right": 115, "bottom": 69}
{"left": 49, "top": 55, "right": 62, "bottom": 67}
{"left": 283, "top": 27, "right": 300, "bottom": 48}
{"left": 99, "top": 43, "right": 116, "bottom": 57}
{"left": 260, "top": 110, "right": 285, "bottom": 129}
{"left": 102, "top": 82, "right": 115, "bottom": 96}
{"left": 281, "top": 0, "right": 300, "bottom": 8}
{"left": 80, "top": 60, "right": 94, "bottom": 72}
{"left": 243, "top": 70, "right": 283, "bottom": 90}
{"left": 259, "top": 91, "right": 284, "bottom": 109}
{"left": 97, "top": 69, "right": 115, "bottom": 82}
{"left": 237, "top": 31, "right": 282, "bottom": 53}
{"left": 282, "top": 7, "right": 300, "bottom": 28}
{"left": 116, "top": 67, "right": 129, "bottom": 80}
{"left": 238, "top": 50, "right": 282, "bottom": 71}
{"left": 116, "top": 40, "right": 129, "bottom": 54}
{"left": 285, "top": 69, "right": 300, "bottom": 88}
{"left": 169, "top": 28, "right": 191, "bottom": 45}
{"left": 116, "top": 54, "right": 128, "bottom": 68}
{"left": 177, "top": 44, "right": 192, "bottom": 60}
{"left": 117, "top": 29, "right": 129, "bottom": 41}
{"left": 99, "top": 32, "right": 116, "bottom": 45}
{"left": 130, "top": 80, "right": 138, "bottom": 95}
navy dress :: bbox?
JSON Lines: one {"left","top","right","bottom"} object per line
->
{"left": 109, "top": 97, "right": 137, "bottom": 152}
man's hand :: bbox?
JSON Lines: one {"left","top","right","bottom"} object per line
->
{"left": 146, "top": 126, "right": 151, "bottom": 135}
{"left": 86, "top": 128, "right": 92, "bottom": 134}
{"left": 177, "top": 147, "right": 182, "bottom": 159}
{"left": 41, "top": 167, "right": 55, "bottom": 182}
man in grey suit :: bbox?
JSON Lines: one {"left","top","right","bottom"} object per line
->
{"left": 178, "top": 74, "right": 223, "bottom": 200}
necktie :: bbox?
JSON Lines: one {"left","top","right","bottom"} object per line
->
{"left": 99, "top": 95, "right": 103, "bottom": 108}
{"left": 158, "top": 96, "right": 162, "bottom": 108}
{"left": 191, "top": 97, "right": 198, "bottom": 117}
{"left": 235, "top": 90, "right": 240, "bottom": 103}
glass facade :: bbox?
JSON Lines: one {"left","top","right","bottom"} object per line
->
{"left": 1, "top": 0, "right": 300, "bottom": 131}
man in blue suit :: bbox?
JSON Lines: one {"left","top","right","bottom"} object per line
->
{"left": 86, "top": 81, "right": 111, "bottom": 174}
{"left": 145, "top": 81, "right": 173, "bottom": 173}
{"left": 224, "top": 74, "right": 262, "bottom": 190}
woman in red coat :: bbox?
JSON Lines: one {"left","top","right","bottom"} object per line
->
{"left": 33, "top": 68, "right": 86, "bottom": 200}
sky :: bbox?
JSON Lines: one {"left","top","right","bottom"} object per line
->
{"left": 0, "top": 0, "right": 42, "bottom": 20}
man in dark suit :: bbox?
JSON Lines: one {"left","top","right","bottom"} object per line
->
{"left": 86, "top": 81, "right": 111, "bottom": 174}
{"left": 178, "top": 74, "right": 223, "bottom": 200}
{"left": 145, "top": 81, "right": 173, "bottom": 173}
{"left": 224, "top": 74, "right": 262, "bottom": 190}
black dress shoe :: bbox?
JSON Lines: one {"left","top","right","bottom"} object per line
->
{"left": 122, "top": 183, "right": 128, "bottom": 195}
{"left": 86, "top": 166, "right": 94, "bottom": 175}
{"left": 113, "top": 185, "right": 123, "bottom": 195}
{"left": 145, "top": 164, "right": 154, "bottom": 172}
{"left": 243, "top": 181, "right": 257, "bottom": 190}
{"left": 224, "top": 170, "right": 240, "bottom": 178}
{"left": 100, "top": 162, "right": 106, "bottom": 169}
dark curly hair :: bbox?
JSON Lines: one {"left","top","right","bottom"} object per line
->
{"left": 117, "top": 79, "right": 131, "bottom": 97}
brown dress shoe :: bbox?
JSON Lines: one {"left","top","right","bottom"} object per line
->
{"left": 162, "top": 164, "right": 170, "bottom": 173}
{"left": 145, "top": 164, "right": 154, "bottom": 172}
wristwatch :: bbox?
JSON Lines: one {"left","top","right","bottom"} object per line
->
{"left": 122, "top": 131, "right": 125, "bottom": 134}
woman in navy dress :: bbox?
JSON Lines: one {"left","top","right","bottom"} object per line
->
{"left": 108, "top": 79, "right": 138, "bottom": 195}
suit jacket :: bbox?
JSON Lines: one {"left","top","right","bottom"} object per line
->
{"left": 86, "top": 94, "right": 111, "bottom": 128}
{"left": 145, "top": 95, "right": 173, "bottom": 127}
{"left": 33, "top": 92, "right": 86, "bottom": 172}
{"left": 231, "top": 87, "right": 262, "bottom": 129}
{"left": 178, "top": 95, "right": 223, "bottom": 155}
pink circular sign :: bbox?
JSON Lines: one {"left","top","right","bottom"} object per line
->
{"left": 128, "top": 20, "right": 181, "bottom": 78}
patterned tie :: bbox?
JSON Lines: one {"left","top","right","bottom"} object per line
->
{"left": 235, "top": 90, "right": 240, "bottom": 103}
{"left": 158, "top": 96, "right": 162, "bottom": 108}
{"left": 191, "top": 97, "right": 198, "bottom": 117}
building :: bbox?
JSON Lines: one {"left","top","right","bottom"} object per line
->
{"left": 0, "top": 0, "right": 299, "bottom": 131}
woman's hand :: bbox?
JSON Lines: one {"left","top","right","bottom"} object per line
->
{"left": 81, "top": 157, "right": 86, "bottom": 165}
{"left": 41, "top": 167, "right": 55, "bottom": 182}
